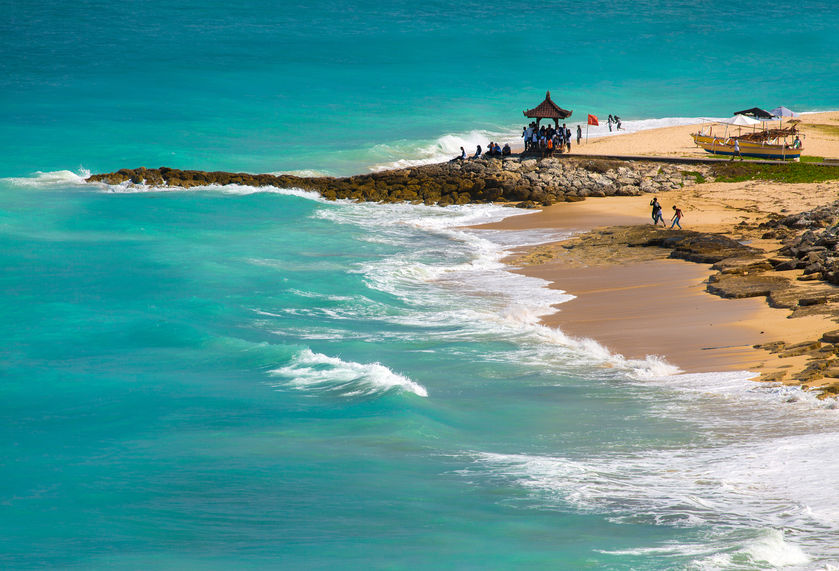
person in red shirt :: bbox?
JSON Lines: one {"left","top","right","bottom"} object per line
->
{"left": 670, "top": 205, "right": 684, "bottom": 229}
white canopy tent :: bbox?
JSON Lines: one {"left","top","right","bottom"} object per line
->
{"left": 725, "top": 114, "right": 761, "bottom": 126}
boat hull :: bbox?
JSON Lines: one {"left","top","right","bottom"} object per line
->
{"left": 692, "top": 134, "right": 801, "bottom": 160}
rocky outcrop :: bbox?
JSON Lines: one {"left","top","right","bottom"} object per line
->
{"left": 640, "top": 232, "right": 759, "bottom": 264}
{"left": 755, "top": 339, "right": 839, "bottom": 394}
{"left": 87, "top": 158, "right": 709, "bottom": 206}
{"left": 769, "top": 224, "right": 839, "bottom": 285}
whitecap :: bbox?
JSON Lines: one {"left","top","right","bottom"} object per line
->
{"left": 2, "top": 169, "right": 91, "bottom": 188}
{"left": 269, "top": 348, "right": 428, "bottom": 398}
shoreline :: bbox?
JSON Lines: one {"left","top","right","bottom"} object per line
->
{"left": 475, "top": 181, "right": 839, "bottom": 393}
{"left": 474, "top": 198, "right": 831, "bottom": 379}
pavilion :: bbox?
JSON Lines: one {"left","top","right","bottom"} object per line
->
{"left": 523, "top": 91, "right": 572, "bottom": 128}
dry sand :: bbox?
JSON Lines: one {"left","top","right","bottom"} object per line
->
{"left": 571, "top": 110, "right": 839, "bottom": 160}
{"left": 476, "top": 112, "right": 839, "bottom": 383}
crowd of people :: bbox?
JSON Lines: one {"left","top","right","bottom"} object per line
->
{"left": 454, "top": 113, "right": 626, "bottom": 161}
{"left": 521, "top": 122, "right": 577, "bottom": 156}
{"left": 456, "top": 141, "right": 511, "bottom": 161}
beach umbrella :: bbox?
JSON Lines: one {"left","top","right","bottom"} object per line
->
{"left": 770, "top": 106, "right": 798, "bottom": 117}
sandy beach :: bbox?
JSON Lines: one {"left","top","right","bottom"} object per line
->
{"left": 478, "top": 110, "right": 839, "bottom": 389}
{"left": 572, "top": 110, "right": 839, "bottom": 160}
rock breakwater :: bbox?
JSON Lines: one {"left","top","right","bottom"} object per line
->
{"left": 87, "top": 157, "right": 707, "bottom": 206}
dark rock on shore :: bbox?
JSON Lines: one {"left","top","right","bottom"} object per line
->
{"left": 706, "top": 273, "right": 791, "bottom": 299}
{"left": 641, "top": 232, "right": 759, "bottom": 264}
{"left": 766, "top": 204, "right": 839, "bottom": 285}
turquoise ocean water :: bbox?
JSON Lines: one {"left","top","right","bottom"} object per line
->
{"left": 3, "top": 1, "right": 839, "bottom": 568}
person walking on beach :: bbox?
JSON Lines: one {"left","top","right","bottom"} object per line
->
{"left": 731, "top": 139, "right": 742, "bottom": 161}
{"left": 650, "top": 197, "right": 665, "bottom": 226}
{"left": 576, "top": 125, "right": 582, "bottom": 145}
{"left": 670, "top": 205, "right": 684, "bottom": 229}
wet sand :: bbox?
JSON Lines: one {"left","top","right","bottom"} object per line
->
{"left": 474, "top": 138, "right": 839, "bottom": 379}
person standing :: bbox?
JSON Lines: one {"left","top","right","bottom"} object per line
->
{"left": 608, "top": 115, "right": 613, "bottom": 132}
{"left": 670, "top": 205, "right": 684, "bottom": 229}
{"left": 576, "top": 125, "right": 582, "bottom": 145}
{"left": 650, "top": 197, "right": 665, "bottom": 226}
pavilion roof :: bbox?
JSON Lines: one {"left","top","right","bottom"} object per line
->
{"left": 733, "top": 107, "right": 774, "bottom": 119}
{"left": 523, "top": 91, "right": 572, "bottom": 120}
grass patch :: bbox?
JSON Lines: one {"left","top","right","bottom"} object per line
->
{"left": 710, "top": 162, "right": 839, "bottom": 183}
{"left": 683, "top": 170, "right": 706, "bottom": 183}
{"left": 807, "top": 123, "right": 839, "bottom": 138}
{"left": 800, "top": 155, "right": 825, "bottom": 163}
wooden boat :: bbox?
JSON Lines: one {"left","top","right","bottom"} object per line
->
{"left": 691, "top": 121, "right": 803, "bottom": 160}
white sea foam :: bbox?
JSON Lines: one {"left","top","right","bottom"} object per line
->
{"left": 598, "top": 529, "right": 813, "bottom": 569}
{"left": 2, "top": 168, "right": 91, "bottom": 188}
{"left": 267, "top": 168, "right": 332, "bottom": 178}
{"left": 94, "top": 180, "right": 328, "bottom": 201}
{"left": 470, "top": 430, "right": 839, "bottom": 566}
{"left": 269, "top": 348, "right": 428, "bottom": 398}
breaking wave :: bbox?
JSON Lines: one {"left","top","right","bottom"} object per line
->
{"left": 2, "top": 169, "right": 91, "bottom": 188}
{"left": 270, "top": 349, "right": 428, "bottom": 398}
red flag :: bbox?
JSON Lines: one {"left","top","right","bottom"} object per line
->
{"left": 587, "top": 114, "right": 599, "bottom": 126}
